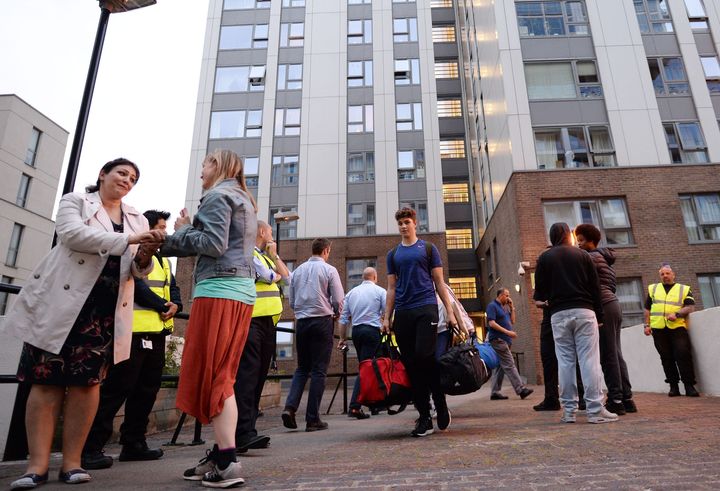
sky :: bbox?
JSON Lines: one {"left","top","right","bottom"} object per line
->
{"left": 0, "top": 0, "right": 210, "bottom": 218}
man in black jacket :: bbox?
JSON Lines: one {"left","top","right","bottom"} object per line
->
{"left": 82, "top": 210, "right": 183, "bottom": 469}
{"left": 534, "top": 222, "right": 618, "bottom": 424}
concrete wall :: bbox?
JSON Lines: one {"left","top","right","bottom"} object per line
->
{"left": 621, "top": 307, "right": 720, "bottom": 397}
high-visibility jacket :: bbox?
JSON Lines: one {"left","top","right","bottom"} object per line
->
{"left": 648, "top": 283, "right": 692, "bottom": 330}
{"left": 133, "top": 255, "right": 174, "bottom": 333}
{"left": 253, "top": 249, "right": 283, "bottom": 325}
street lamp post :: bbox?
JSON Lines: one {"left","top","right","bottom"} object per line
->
{"left": 62, "top": 0, "right": 157, "bottom": 197}
{"left": 273, "top": 210, "right": 300, "bottom": 253}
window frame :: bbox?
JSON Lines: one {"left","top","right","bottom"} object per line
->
{"left": 515, "top": 1, "right": 590, "bottom": 38}
{"left": 348, "top": 19, "right": 372, "bottom": 45}
{"left": 270, "top": 206, "right": 298, "bottom": 239}
{"left": 634, "top": 0, "right": 674, "bottom": 33}
{"left": 394, "top": 58, "right": 421, "bottom": 86}
{"left": 219, "top": 24, "right": 269, "bottom": 50}
{"left": 348, "top": 60, "right": 373, "bottom": 87}
{"left": 700, "top": 56, "right": 720, "bottom": 94}
{"left": 449, "top": 277, "right": 478, "bottom": 300}
{"left": 346, "top": 258, "right": 378, "bottom": 292}
{"left": 648, "top": 57, "right": 690, "bottom": 96}
{"left": 209, "top": 110, "right": 263, "bottom": 139}
{"left": 348, "top": 105, "right": 374, "bottom": 134}
{"left": 347, "top": 203, "right": 376, "bottom": 236}
{"left": 432, "top": 25, "right": 456, "bottom": 43}
{"left": 442, "top": 183, "right": 470, "bottom": 203}
{"left": 698, "top": 273, "right": 720, "bottom": 308}
{"left": 0, "top": 275, "right": 13, "bottom": 315}
{"left": 274, "top": 108, "right": 302, "bottom": 136}
{"left": 437, "top": 99, "right": 463, "bottom": 118}
{"left": 397, "top": 149, "right": 426, "bottom": 180}
{"left": 393, "top": 18, "right": 418, "bottom": 43}
{"left": 215, "top": 65, "right": 266, "bottom": 93}
{"left": 434, "top": 61, "right": 459, "bottom": 79}
{"left": 663, "top": 122, "right": 708, "bottom": 164}
{"left": 280, "top": 22, "right": 305, "bottom": 47}
{"left": 271, "top": 155, "right": 300, "bottom": 186}
{"left": 524, "top": 60, "right": 603, "bottom": 100}
{"left": 395, "top": 103, "right": 423, "bottom": 131}
{"left": 16, "top": 174, "right": 31, "bottom": 208}
{"left": 542, "top": 198, "right": 635, "bottom": 247}
{"left": 679, "top": 193, "right": 720, "bottom": 242}
{"left": 282, "top": 0, "right": 305, "bottom": 6}
{"left": 446, "top": 229, "right": 473, "bottom": 249}
{"left": 616, "top": 278, "right": 645, "bottom": 327}
{"left": 25, "top": 127, "right": 41, "bottom": 167}
{"left": 6, "top": 223, "right": 24, "bottom": 267}
{"left": 533, "top": 125, "right": 616, "bottom": 169}
{"left": 440, "top": 139, "right": 466, "bottom": 159}
{"left": 243, "top": 156, "right": 260, "bottom": 187}
{"left": 224, "top": 0, "right": 271, "bottom": 9}
{"left": 347, "top": 152, "right": 375, "bottom": 183}
{"left": 277, "top": 64, "right": 303, "bottom": 91}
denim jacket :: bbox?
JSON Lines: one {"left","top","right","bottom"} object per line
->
{"left": 162, "top": 179, "right": 257, "bottom": 284}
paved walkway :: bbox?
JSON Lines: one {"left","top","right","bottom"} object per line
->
{"left": 2, "top": 385, "right": 719, "bottom": 489}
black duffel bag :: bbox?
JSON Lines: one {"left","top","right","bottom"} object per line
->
{"left": 438, "top": 340, "right": 491, "bottom": 395}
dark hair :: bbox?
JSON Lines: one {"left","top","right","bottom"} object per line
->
{"left": 394, "top": 207, "right": 416, "bottom": 222}
{"left": 85, "top": 158, "right": 140, "bottom": 193}
{"left": 312, "top": 238, "right": 332, "bottom": 255}
{"left": 497, "top": 288, "right": 508, "bottom": 298}
{"left": 574, "top": 223, "right": 602, "bottom": 246}
{"left": 143, "top": 210, "right": 171, "bottom": 229}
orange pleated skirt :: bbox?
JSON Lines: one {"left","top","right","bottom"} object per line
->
{"left": 176, "top": 297, "right": 253, "bottom": 424}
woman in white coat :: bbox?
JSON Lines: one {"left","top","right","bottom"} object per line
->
{"left": 4, "top": 158, "right": 165, "bottom": 489}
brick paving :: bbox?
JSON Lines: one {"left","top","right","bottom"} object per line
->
{"left": 2, "top": 385, "right": 719, "bottom": 489}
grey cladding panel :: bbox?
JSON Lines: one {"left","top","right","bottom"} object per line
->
{"left": 348, "top": 45, "right": 374, "bottom": 60}
{"left": 398, "top": 180, "right": 427, "bottom": 201}
{"left": 642, "top": 34, "right": 680, "bottom": 57}
{"left": 222, "top": 10, "right": 270, "bottom": 25}
{"left": 270, "top": 186, "right": 299, "bottom": 207}
{"left": 392, "top": 3, "right": 418, "bottom": 18}
{"left": 656, "top": 96, "right": 698, "bottom": 121}
{"left": 444, "top": 202, "right": 473, "bottom": 223}
{"left": 520, "top": 36, "right": 594, "bottom": 60}
{"left": 693, "top": 33, "right": 716, "bottom": 55}
{"left": 272, "top": 136, "right": 301, "bottom": 154}
{"left": 436, "top": 79, "right": 462, "bottom": 97}
{"left": 280, "top": 8, "right": 306, "bottom": 23}
{"left": 442, "top": 159, "right": 470, "bottom": 179}
{"left": 348, "top": 87, "right": 375, "bottom": 105}
{"left": 439, "top": 118, "right": 466, "bottom": 137}
{"left": 208, "top": 139, "right": 261, "bottom": 157}
{"left": 395, "top": 86, "right": 423, "bottom": 103}
{"left": 278, "top": 48, "right": 305, "bottom": 64}
{"left": 529, "top": 99, "right": 609, "bottom": 125}
{"left": 396, "top": 131, "right": 425, "bottom": 150}
{"left": 394, "top": 43, "right": 420, "bottom": 59}
{"left": 275, "top": 91, "right": 303, "bottom": 108}
{"left": 431, "top": 8, "right": 456, "bottom": 24}
{"left": 218, "top": 50, "right": 269, "bottom": 66}
{"left": 347, "top": 134, "right": 375, "bottom": 152}
{"left": 212, "top": 93, "right": 265, "bottom": 111}
{"left": 447, "top": 250, "right": 479, "bottom": 271}
{"left": 711, "top": 94, "right": 720, "bottom": 117}
{"left": 432, "top": 43, "right": 458, "bottom": 59}
{"left": 347, "top": 183, "right": 376, "bottom": 203}
{"left": 347, "top": 4, "right": 372, "bottom": 19}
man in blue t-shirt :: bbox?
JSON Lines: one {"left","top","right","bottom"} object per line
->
{"left": 383, "top": 207, "right": 458, "bottom": 437}
{"left": 486, "top": 288, "right": 533, "bottom": 401}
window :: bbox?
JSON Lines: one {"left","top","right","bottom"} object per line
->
{"left": 543, "top": 198, "right": 634, "bottom": 245}
{"left": 348, "top": 60, "right": 373, "bottom": 87}
{"left": 276, "top": 321, "right": 294, "bottom": 360}
{"left": 348, "top": 0, "right": 371, "bottom": 4}
{"left": 0, "top": 276, "right": 12, "bottom": 316}
{"left": 437, "top": 99, "right": 462, "bottom": 117}
{"left": 219, "top": 24, "right": 269, "bottom": 49}
{"left": 440, "top": 140, "right": 466, "bottom": 159}
{"left": 680, "top": 193, "right": 720, "bottom": 242}
{"left": 215, "top": 66, "right": 266, "bottom": 92}
{"left": 446, "top": 229, "right": 473, "bottom": 249}
{"left": 443, "top": 183, "right": 469, "bottom": 203}
{"left": 648, "top": 58, "right": 689, "bottom": 96}
{"left": 634, "top": 0, "right": 673, "bottom": 33}
{"left": 485, "top": 248, "right": 494, "bottom": 284}
{"left": 348, "top": 105, "right": 374, "bottom": 133}
{"left": 25, "top": 127, "right": 41, "bottom": 166}
{"left": 617, "top": 279, "right": 645, "bottom": 327}
{"left": 277, "top": 64, "right": 303, "bottom": 90}
{"left": 435, "top": 61, "right": 459, "bottom": 79}
{"left": 346, "top": 258, "right": 377, "bottom": 291}
{"left": 685, "top": 0, "right": 709, "bottom": 29}
{"left": 347, "top": 204, "right": 376, "bottom": 236}
{"left": 449, "top": 277, "right": 478, "bottom": 299}
{"left": 16, "top": 174, "right": 31, "bottom": 208}
{"left": 534, "top": 126, "right": 616, "bottom": 168}
{"left": 6, "top": 223, "right": 24, "bottom": 267}
{"left": 210, "top": 110, "right": 262, "bottom": 138}
{"left": 393, "top": 18, "right": 418, "bottom": 42}
{"left": 431, "top": 0, "right": 453, "bottom": 6}
{"left": 348, "top": 152, "right": 375, "bottom": 183}
{"left": 395, "top": 59, "right": 421, "bottom": 85}
{"left": 432, "top": 25, "right": 456, "bottom": 43}
{"left": 397, "top": 150, "right": 425, "bottom": 180}
{"left": 244, "top": 157, "right": 259, "bottom": 187}
{"left": 274, "top": 108, "right": 301, "bottom": 136}
{"left": 271, "top": 155, "right": 299, "bottom": 186}
{"left": 525, "top": 60, "right": 602, "bottom": 100}
{"left": 280, "top": 23, "right": 304, "bottom": 47}
{"left": 698, "top": 274, "right": 720, "bottom": 308}
{"left": 700, "top": 56, "right": 720, "bottom": 93}
{"left": 283, "top": 0, "right": 305, "bottom": 6}
{"left": 348, "top": 20, "right": 372, "bottom": 44}
{"left": 664, "top": 122, "right": 708, "bottom": 163}
{"left": 398, "top": 201, "right": 429, "bottom": 234}
{"left": 396, "top": 103, "right": 423, "bottom": 131}
{"left": 515, "top": 1, "right": 589, "bottom": 37}
{"left": 392, "top": 0, "right": 416, "bottom": 3}
{"left": 270, "top": 206, "right": 298, "bottom": 238}
{"left": 224, "top": 0, "right": 271, "bottom": 9}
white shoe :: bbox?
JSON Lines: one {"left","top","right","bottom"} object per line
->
{"left": 560, "top": 411, "right": 576, "bottom": 423}
{"left": 202, "top": 461, "right": 245, "bottom": 488}
{"left": 587, "top": 407, "right": 619, "bottom": 424}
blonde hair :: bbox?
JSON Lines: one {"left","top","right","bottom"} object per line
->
{"left": 205, "top": 149, "right": 257, "bottom": 212}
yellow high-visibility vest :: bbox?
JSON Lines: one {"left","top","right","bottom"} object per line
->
{"left": 648, "top": 283, "right": 691, "bottom": 330}
{"left": 133, "top": 255, "right": 174, "bottom": 333}
{"left": 253, "top": 249, "right": 283, "bottom": 324}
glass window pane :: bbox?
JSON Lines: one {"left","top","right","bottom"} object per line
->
{"left": 398, "top": 151, "right": 414, "bottom": 169}
{"left": 543, "top": 2, "right": 563, "bottom": 15}
{"left": 220, "top": 25, "right": 253, "bottom": 49}
{"left": 534, "top": 130, "right": 563, "bottom": 168}
{"left": 544, "top": 202, "right": 575, "bottom": 232}
{"left": 566, "top": 2, "right": 587, "bottom": 22}
{"left": 694, "top": 194, "right": 720, "bottom": 224}
{"left": 210, "top": 111, "right": 245, "bottom": 138}
{"left": 600, "top": 199, "right": 630, "bottom": 227}
{"left": 701, "top": 57, "right": 720, "bottom": 78}
{"left": 525, "top": 63, "right": 576, "bottom": 99}
{"left": 663, "top": 58, "right": 686, "bottom": 81}
{"left": 684, "top": 0, "right": 707, "bottom": 17}
{"left": 576, "top": 61, "right": 598, "bottom": 83}
{"left": 589, "top": 127, "right": 614, "bottom": 152}
{"left": 677, "top": 123, "right": 705, "bottom": 149}
{"left": 545, "top": 17, "right": 566, "bottom": 35}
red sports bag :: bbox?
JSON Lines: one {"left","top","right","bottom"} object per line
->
{"left": 357, "top": 336, "right": 412, "bottom": 412}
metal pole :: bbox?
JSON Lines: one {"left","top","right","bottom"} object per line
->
{"left": 275, "top": 221, "right": 281, "bottom": 254}
{"left": 63, "top": 6, "right": 111, "bottom": 197}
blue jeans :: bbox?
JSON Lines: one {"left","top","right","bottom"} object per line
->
{"left": 551, "top": 308, "right": 604, "bottom": 415}
{"left": 284, "top": 316, "right": 334, "bottom": 423}
{"left": 349, "top": 324, "right": 382, "bottom": 410}
{"left": 435, "top": 330, "right": 452, "bottom": 360}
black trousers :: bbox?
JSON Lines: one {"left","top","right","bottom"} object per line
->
{"left": 540, "top": 312, "right": 584, "bottom": 403}
{"left": 651, "top": 327, "right": 696, "bottom": 385}
{"left": 598, "top": 300, "right": 624, "bottom": 402}
{"left": 393, "top": 304, "right": 445, "bottom": 419}
{"left": 234, "top": 316, "right": 276, "bottom": 441}
{"left": 84, "top": 333, "right": 166, "bottom": 452}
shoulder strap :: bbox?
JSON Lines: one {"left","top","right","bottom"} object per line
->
{"left": 425, "top": 241, "right": 433, "bottom": 276}
{"left": 390, "top": 244, "right": 400, "bottom": 274}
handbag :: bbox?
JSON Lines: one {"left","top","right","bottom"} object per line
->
{"left": 357, "top": 335, "right": 412, "bottom": 413}
{"left": 473, "top": 337, "right": 500, "bottom": 370}
{"left": 438, "top": 339, "right": 491, "bottom": 396}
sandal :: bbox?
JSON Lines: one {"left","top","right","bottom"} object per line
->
{"left": 10, "top": 471, "right": 48, "bottom": 489}
{"left": 58, "top": 469, "right": 92, "bottom": 485}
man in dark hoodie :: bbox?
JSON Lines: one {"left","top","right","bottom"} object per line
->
{"left": 575, "top": 224, "right": 636, "bottom": 415}
{"left": 534, "top": 223, "right": 618, "bottom": 424}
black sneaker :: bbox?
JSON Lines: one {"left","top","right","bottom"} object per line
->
{"left": 436, "top": 406, "right": 451, "bottom": 431}
{"left": 604, "top": 400, "right": 626, "bottom": 416}
{"left": 411, "top": 417, "right": 434, "bottom": 437}
{"left": 184, "top": 447, "right": 217, "bottom": 481}
{"left": 533, "top": 399, "right": 560, "bottom": 411}
{"left": 305, "top": 420, "right": 329, "bottom": 432}
{"left": 119, "top": 441, "right": 164, "bottom": 461}
{"left": 490, "top": 393, "right": 508, "bottom": 400}
{"left": 236, "top": 435, "right": 270, "bottom": 453}
{"left": 201, "top": 461, "right": 244, "bottom": 488}
{"left": 81, "top": 450, "right": 113, "bottom": 470}
{"left": 684, "top": 384, "right": 700, "bottom": 397}
{"left": 623, "top": 399, "right": 638, "bottom": 413}
{"left": 10, "top": 472, "right": 48, "bottom": 489}
{"left": 668, "top": 383, "right": 681, "bottom": 397}
{"left": 281, "top": 409, "right": 297, "bottom": 429}
{"left": 519, "top": 388, "right": 534, "bottom": 400}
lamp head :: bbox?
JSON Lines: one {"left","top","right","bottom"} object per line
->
{"left": 100, "top": 0, "right": 157, "bottom": 13}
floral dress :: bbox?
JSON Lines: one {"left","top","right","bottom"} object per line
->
{"left": 17, "top": 222, "right": 123, "bottom": 387}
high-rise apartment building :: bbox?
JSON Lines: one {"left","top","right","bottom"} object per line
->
{"left": 460, "top": 0, "right": 720, "bottom": 383}
{"left": 185, "top": 0, "right": 483, "bottom": 326}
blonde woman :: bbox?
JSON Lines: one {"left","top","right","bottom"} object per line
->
{"left": 161, "top": 149, "right": 257, "bottom": 488}
{"left": 5, "top": 158, "right": 164, "bottom": 489}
